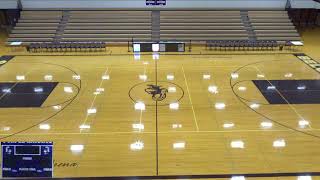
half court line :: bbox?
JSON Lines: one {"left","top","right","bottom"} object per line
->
{"left": 155, "top": 55, "right": 159, "bottom": 176}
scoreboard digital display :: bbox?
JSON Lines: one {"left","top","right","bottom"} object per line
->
{"left": 146, "top": 0, "right": 166, "bottom": 6}
{"left": 1, "top": 142, "right": 53, "bottom": 178}
{"left": 133, "top": 42, "right": 185, "bottom": 52}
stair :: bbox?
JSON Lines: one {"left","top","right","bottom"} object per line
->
{"left": 54, "top": 11, "right": 70, "bottom": 42}
{"left": 240, "top": 10, "right": 256, "bottom": 41}
{"left": 151, "top": 11, "right": 160, "bottom": 42}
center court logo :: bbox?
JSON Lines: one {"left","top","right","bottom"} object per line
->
{"left": 129, "top": 81, "right": 184, "bottom": 106}
{"left": 144, "top": 84, "right": 168, "bottom": 101}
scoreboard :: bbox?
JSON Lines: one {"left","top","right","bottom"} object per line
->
{"left": 146, "top": 0, "right": 166, "bottom": 6}
{"left": 1, "top": 142, "right": 53, "bottom": 178}
{"left": 133, "top": 42, "right": 185, "bottom": 52}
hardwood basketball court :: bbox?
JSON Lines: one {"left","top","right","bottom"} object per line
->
{"left": 0, "top": 0, "right": 320, "bottom": 178}
{"left": 0, "top": 50, "right": 319, "bottom": 179}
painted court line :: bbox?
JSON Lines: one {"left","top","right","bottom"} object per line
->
{"left": 182, "top": 66, "right": 199, "bottom": 131}
{"left": 80, "top": 67, "right": 110, "bottom": 129}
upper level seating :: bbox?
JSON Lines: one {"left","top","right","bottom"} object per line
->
{"left": 62, "top": 11, "right": 152, "bottom": 42}
{"left": 248, "top": 11, "right": 301, "bottom": 41}
{"left": 160, "top": 11, "right": 249, "bottom": 41}
{"left": 7, "top": 11, "right": 62, "bottom": 44}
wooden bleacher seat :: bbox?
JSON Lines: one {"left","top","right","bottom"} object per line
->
{"left": 160, "top": 26, "right": 245, "bottom": 30}
{"left": 18, "top": 19, "right": 61, "bottom": 23}
{"left": 161, "top": 22, "right": 244, "bottom": 26}
{"left": 70, "top": 11, "right": 150, "bottom": 15}
{"left": 250, "top": 19, "right": 292, "bottom": 23}
{"left": 67, "top": 22, "right": 150, "bottom": 26}
{"left": 7, "top": 37, "right": 53, "bottom": 42}
{"left": 11, "top": 30, "right": 56, "bottom": 34}
{"left": 63, "top": 34, "right": 151, "bottom": 38}
{"left": 65, "top": 26, "right": 151, "bottom": 30}
{"left": 257, "top": 37, "right": 301, "bottom": 41}
{"left": 15, "top": 23, "right": 59, "bottom": 27}
{"left": 61, "top": 37, "right": 152, "bottom": 42}
{"left": 64, "top": 30, "right": 151, "bottom": 34}
{"left": 14, "top": 26, "right": 58, "bottom": 30}
{"left": 160, "top": 19, "right": 242, "bottom": 23}
{"left": 160, "top": 15, "right": 242, "bottom": 19}
{"left": 9, "top": 34, "right": 56, "bottom": 38}
{"left": 160, "top": 30, "right": 246, "bottom": 33}
{"left": 160, "top": 32, "right": 248, "bottom": 37}
{"left": 159, "top": 37, "right": 249, "bottom": 41}
{"left": 255, "top": 30, "right": 298, "bottom": 33}
{"left": 254, "top": 33, "right": 300, "bottom": 37}
{"left": 68, "top": 19, "right": 151, "bottom": 23}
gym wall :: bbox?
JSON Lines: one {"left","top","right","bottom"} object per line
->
{"left": 0, "top": 0, "right": 18, "bottom": 9}
{"left": 21, "top": 0, "right": 288, "bottom": 9}
{"left": 1, "top": 0, "right": 319, "bottom": 10}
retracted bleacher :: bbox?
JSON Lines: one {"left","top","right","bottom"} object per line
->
{"left": 7, "top": 11, "right": 62, "bottom": 44}
{"left": 160, "top": 11, "right": 249, "bottom": 41}
{"left": 248, "top": 11, "right": 301, "bottom": 41}
{"left": 6, "top": 10, "right": 302, "bottom": 46}
{"left": 62, "top": 11, "right": 152, "bottom": 42}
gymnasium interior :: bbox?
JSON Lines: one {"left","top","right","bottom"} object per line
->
{"left": 0, "top": 0, "right": 320, "bottom": 179}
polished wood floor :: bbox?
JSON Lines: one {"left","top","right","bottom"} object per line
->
{"left": 0, "top": 29, "right": 319, "bottom": 180}
{"left": 0, "top": 54, "right": 319, "bottom": 178}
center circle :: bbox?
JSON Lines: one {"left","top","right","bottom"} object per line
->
{"left": 129, "top": 81, "right": 184, "bottom": 106}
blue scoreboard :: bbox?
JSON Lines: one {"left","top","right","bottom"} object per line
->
{"left": 146, "top": 0, "right": 166, "bottom": 5}
{"left": 1, "top": 142, "right": 53, "bottom": 178}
